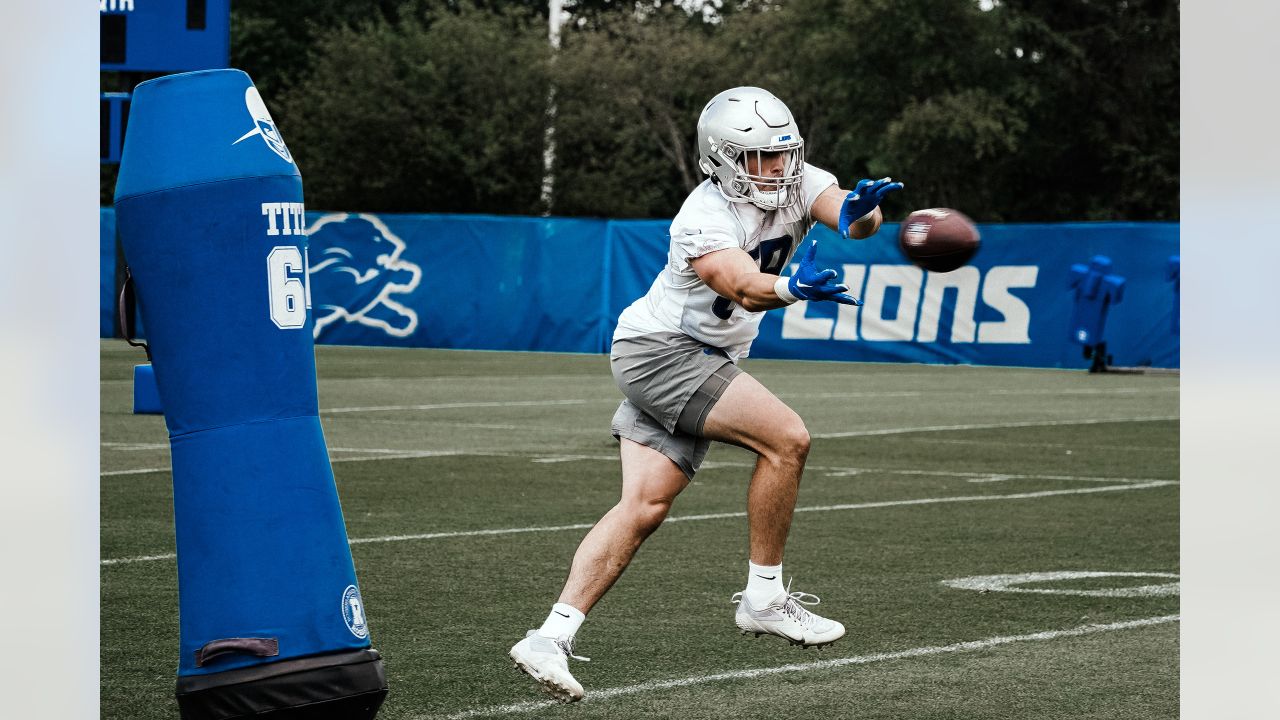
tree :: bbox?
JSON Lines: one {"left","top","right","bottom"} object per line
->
{"left": 274, "top": 7, "right": 552, "bottom": 213}
{"left": 550, "top": 7, "right": 737, "bottom": 216}
{"left": 103, "top": 0, "right": 1178, "bottom": 221}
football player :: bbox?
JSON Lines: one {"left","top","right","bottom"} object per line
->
{"left": 509, "top": 86, "right": 902, "bottom": 702}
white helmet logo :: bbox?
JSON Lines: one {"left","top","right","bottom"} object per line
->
{"left": 232, "top": 87, "right": 293, "bottom": 164}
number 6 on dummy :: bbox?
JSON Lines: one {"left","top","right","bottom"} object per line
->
{"left": 114, "top": 69, "right": 388, "bottom": 719}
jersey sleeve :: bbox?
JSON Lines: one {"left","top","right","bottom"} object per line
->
{"left": 801, "top": 163, "right": 839, "bottom": 214}
{"left": 671, "top": 225, "right": 741, "bottom": 263}
{"left": 668, "top": 201, "right": 744, "bottom": 273}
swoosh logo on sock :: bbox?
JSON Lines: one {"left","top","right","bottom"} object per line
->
{"left": 554, "top": 611, "right": 571, "bottom": 618}
{"left": 755, "top": 574, "right": 777, "bottom": 580}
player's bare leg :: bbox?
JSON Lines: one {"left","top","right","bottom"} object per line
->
{"left": 702, "top": 371, "right": 846, "bottom": 648}
{"left": 510, "top": 438, "right": 687, "bottom": 701}
{"left": 558, "top": 438, "right": 689, "bottom": 613}
{"left": 701, "top": 371, "right": 808, "bottom": 565}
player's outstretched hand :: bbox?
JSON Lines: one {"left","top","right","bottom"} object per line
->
{"left": 838, "top": 177, "right": 904, "bottom": 238}
{"left": 786, "top": 239, "right": 861, "bottom": 306}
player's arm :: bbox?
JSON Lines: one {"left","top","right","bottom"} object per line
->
{"left": 811, "top": 178, "right": 904, "bottom": 240}
{"left": 690, "top": 248, "right": 789, "bottom": 312}
{"left": 812, "top": 186, "right": 881, "bottom": 239}
{"left": 690, "top": 240, "right": 859, "bottom": 312}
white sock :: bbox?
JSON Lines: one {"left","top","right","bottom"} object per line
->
{"left": 744, "top": 561, "right": 785, "bottom": 606}
{"left": 536, "top": 602, "right": 585, "bottom": 639}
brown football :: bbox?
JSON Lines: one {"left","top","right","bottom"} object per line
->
{"left": 898, "top": 208, "right": 980, "bottom": 273}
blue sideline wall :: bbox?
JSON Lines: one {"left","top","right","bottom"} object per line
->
{"left": 100, "top": 209, "right": 1179, "bottom": 369}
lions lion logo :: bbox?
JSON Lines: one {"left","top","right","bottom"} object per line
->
{"left": 305, "top": 213, "right": 422, "bottom": 339}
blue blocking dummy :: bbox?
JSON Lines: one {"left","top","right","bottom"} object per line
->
{"left": 114, "top": 70, "right": 387, "bottom": 719}
{"left": 1067, "top": 255, "right": 1126, "bottom": 372}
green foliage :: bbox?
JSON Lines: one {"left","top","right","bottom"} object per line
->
{"left": 881, "top": 89, "right": 1029, "bottom": 215}
{"left": 550, "top": 8, "right": 738, "bottom": 217}
{"left": 104, "top": 1, "right": 1178, "bottom": 221}
{"left": 274, "top": 7, "right": 552, "bottom": 213}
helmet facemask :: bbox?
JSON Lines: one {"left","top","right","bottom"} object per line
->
{"left": 716, "top": 137, "right": 805, "bottom": 211}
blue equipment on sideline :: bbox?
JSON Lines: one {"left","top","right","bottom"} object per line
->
{"left": 113, "top": 69, "right": 387, "bottom": 719}
{"left": 1067, "top": 255, "right": 1126, "bottom": 373}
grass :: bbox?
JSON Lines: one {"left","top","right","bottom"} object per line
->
{"left": 100, "top": 340, "right": 1178, "bottom": 719}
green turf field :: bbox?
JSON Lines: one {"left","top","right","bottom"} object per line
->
{"left": 101, "top": 340, "right": 1179, "bottom": 719}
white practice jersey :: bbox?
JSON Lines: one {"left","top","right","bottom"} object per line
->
{"left": 614, "top": 163, "right": 838, "bottom": 361}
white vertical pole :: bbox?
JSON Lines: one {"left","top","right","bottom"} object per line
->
{"left": 540, "top": 0, "right": 564, "bottom": 215}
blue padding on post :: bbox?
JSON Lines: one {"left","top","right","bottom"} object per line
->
{"left": 114, "top": 69, "right": 371, "bottom": 681}
{"left": 171, "top": 416, "right": 365, "bottom": 675}
{"left": 118, "top": 176, "right": 316, "bottom": 437}
{"left": 115, "top": 69, "right": 298, "bottom": 202}
{"left": 133, "top": 364, "right": 162, "bottom": 414}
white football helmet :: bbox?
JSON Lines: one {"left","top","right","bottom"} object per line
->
{"left": 696, "top": 87, "right": 805, "bottom": 210}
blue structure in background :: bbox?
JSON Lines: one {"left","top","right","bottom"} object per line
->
{"left": 1067, "top": 255, "right": 1126, "bottom": 372}
{"left": 114, "top": 70, "right": 386, "bottom": 719}
{"left": 101, "top": 212, "right": 1180, "bottom": 370}
{"left": 100, "top": 0, "right": 230, "bottom": 73}
{"left": 100, "top": 92, "right": 131, "bottom": 164}
{"left": 1167, "top": 255, "right": 1180, "bottom": 335}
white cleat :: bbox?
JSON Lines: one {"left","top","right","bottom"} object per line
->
{"left": 731, "top": 583, "right": 846, "bottom": 649}
{"left": 509, "top": 630, "right": 588, "bottom": 703}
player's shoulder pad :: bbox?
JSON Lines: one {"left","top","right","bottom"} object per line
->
{"left": 672, "top": 182, "right": 743, "bottom": 242}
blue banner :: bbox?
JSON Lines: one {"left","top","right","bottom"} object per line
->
{"left": 303, "top": 212, "right": 608, "bottom": 352}
{"left": 102, "top": 210, "right": 1179, "bottom": 368}
{"left": 750, "top": 222, "right": 1179, "bottom": 368}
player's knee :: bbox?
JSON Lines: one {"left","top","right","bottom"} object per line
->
{"left": 766, "top": 419, "right": 809, "bottom": 463}
{"left": 621, "top": 496, "right": 673, "bottom": 533}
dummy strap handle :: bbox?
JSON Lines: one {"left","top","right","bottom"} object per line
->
{"left": 194, "top": 637, "right": 280, "bottom": 667}
{"left": 117, "top": 266, "right": 151, "bottom": 362}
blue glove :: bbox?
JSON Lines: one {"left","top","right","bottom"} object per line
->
{"left": 781, "top": 239, "right": 861, "bottom": 306}
{"left": 838, "top": 177, "right": 904, "bottom": 238}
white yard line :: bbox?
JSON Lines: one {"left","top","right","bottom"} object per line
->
{"left": 100, "top": 480, "right": 1174, "bottom": 566}
{"left": 927, "top": 438, "right": 1176, "bottom": 452}
{"left": 329, "top": 451, "right": 472, "bottom": 463}
{"left": 532, "top": 459, "right": 1170, "bottom": 486}
{"left": 100, "top": 450, "right": 1174, "bottom": 487}
{"left": 804, "top": 467, "right": 1171, "bottom": 485}
{"left": 811, "top": 415, "right": 1179, "bottom": 439}
{"left": 320, "top": 396, "right": 1179, "bottom": 416}
{"left": 100, "top": 552, "right": 176, "bottom": 566}
{"left": 661, "top": 481, "right": 1175, "bottom": 523}
{"left": 100, "top": 413, "right": 1179, "bottom": 477}
{"left": 321, "top": 399, "right": 596, "bottom": 414}
{"left": 966, "top": 475, "right": 1015, "bottom": 483}
{"left": 100, "top": 449, "right": 472, "bottom": 476}
{"left": 100, "top": 441, "right": 169, "bottom": 451}
{"left": 101, "top": 467, "right": 171, "bottom": 477}
{"left": 779, "top": 387, "right": 1175, "bottom": 401}
{"left": 431, "top": 615, "right": 1181, "bottom": 719}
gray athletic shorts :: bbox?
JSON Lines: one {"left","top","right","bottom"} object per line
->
{"left": 609, "top": 332, "right": 743, "bottom": 478}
